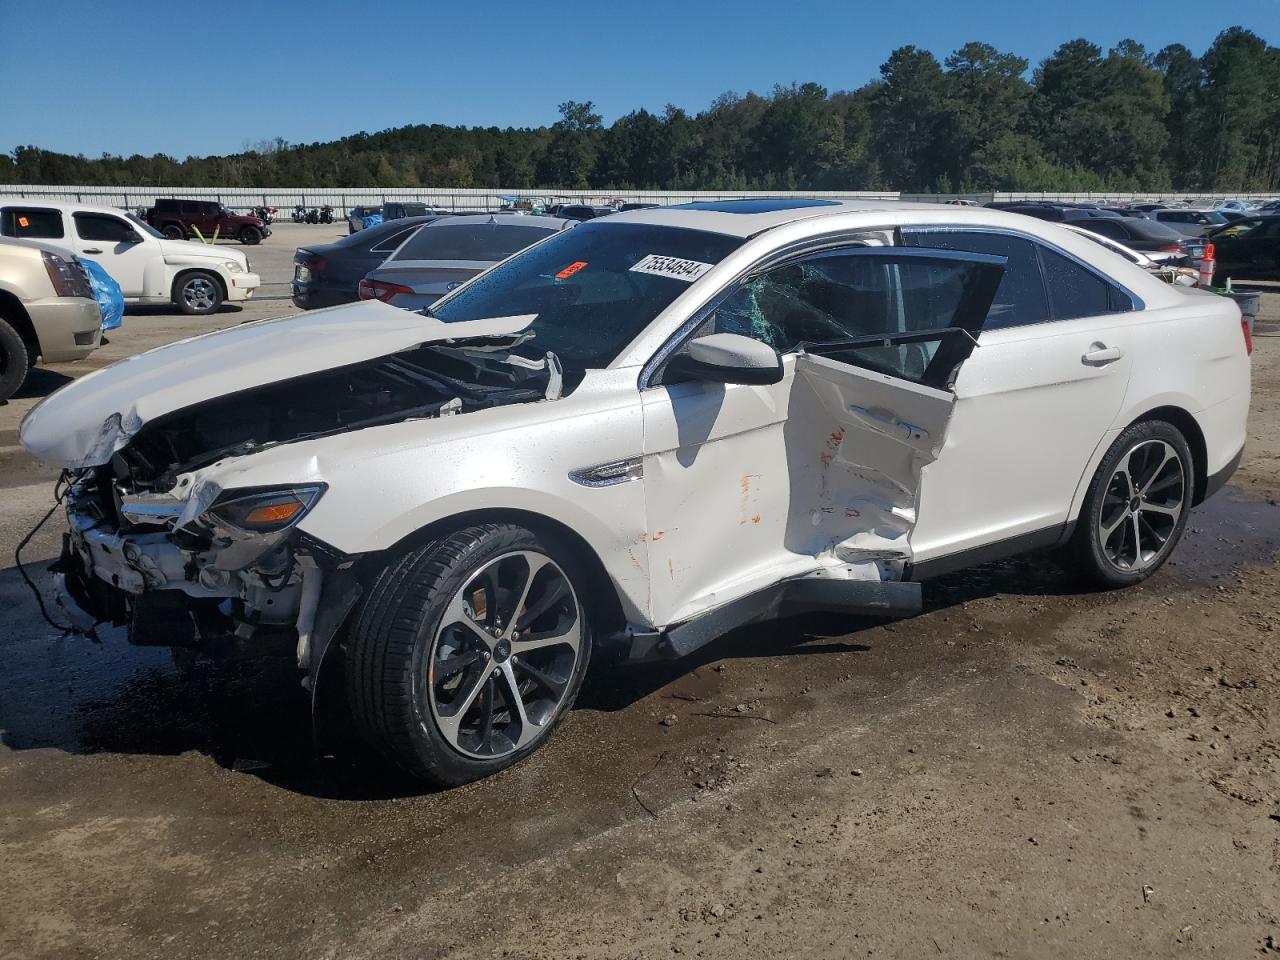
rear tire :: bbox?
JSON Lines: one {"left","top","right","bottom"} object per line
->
{"left": 0, "top": 317, "right": 30, "bottom": 401}
{"left": 173, "top": 271, "right": 224, "bottom": 315}
{"left": 1068, "top": 420, "right": 1194, "bottom": 589}
{"left": 161, "top": 223, "right": 185, "bottom": 240}
{"left": 346, "top": 523, "right": 592, "bottom": 786}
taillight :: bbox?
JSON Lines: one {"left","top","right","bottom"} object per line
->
{"left": 1159, "top": 243, "right": 1182, "bottom": 253}
{"left": 358, "top": 278, "right": 413, "bottom": 302}
{"left": 42, "top": 251, "right": 92, "bottom": 299}
{"left": 1242, "top": 319, "right": 1253, "bottom": 356}
{"left": 302, "top": 254, "right": 326, "bottom": 273}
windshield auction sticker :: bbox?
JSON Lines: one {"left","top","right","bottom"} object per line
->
{"left": 629, "top": 254, "right": 713, "bottom": 282}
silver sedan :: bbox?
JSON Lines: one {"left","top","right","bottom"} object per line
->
{"left": 359, "top": 214, "right": 572, "bottom": 310}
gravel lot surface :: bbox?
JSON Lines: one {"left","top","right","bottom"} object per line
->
{"left": 1, "top": 225, "right": 1277, "bottom": 959}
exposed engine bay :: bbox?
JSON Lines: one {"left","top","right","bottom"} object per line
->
{"left": 111, "top": 341, "right": 560, "bottom": 491}
{"left": 52, "top": 340, "right": 562, "bottom": 681}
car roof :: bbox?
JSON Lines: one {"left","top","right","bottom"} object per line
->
{"left": 0, "top": 196, "right": 134, "bottom": 217}
{"left": 608, "top": 197, "right": 959, "bottom": 238}
{"left": 416, "top": 213, "right": 570, "bottom": 229}
{"left": 0, "top": 233, "right": 78, "bottom": 257}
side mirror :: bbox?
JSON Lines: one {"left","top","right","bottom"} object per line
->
{"left": 665, "top": 333, "right": 784, "bottom": 386}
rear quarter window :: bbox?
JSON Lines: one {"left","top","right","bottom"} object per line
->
{"left": 1, "top": 207, "right": 65, "bottom": 239}
{"left": 1039, "top": 247, "right": 1130, "bottom": 319}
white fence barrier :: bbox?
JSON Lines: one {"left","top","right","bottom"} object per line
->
{"left": 0, "top": 185, "right": 1274, "bottom": 215}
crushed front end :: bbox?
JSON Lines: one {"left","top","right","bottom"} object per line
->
{"left": 56, "top": 463, "right": 345, "bottom": 678}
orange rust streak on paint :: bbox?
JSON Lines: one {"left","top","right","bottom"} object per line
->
{"left": 652, "top": 530, "right": 666, "bottom": 541}
{"left": 667, "top": 558, "right": 675, "bottom": 580}
{"left": 751, "top": 514, "right": 761, "bottom": 524}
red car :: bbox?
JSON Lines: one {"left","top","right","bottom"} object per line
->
{"left": 145, "top": 199, "right": 270, "bottom": 245}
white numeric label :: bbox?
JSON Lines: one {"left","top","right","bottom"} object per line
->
{"left": 629, "top": 254, "right": 713, "bottom": 282}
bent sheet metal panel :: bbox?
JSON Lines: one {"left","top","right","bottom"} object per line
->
{"left": 640, "top": 353, "right": 955, "bottom": 628}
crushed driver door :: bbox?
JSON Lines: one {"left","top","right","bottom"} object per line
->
{"left": 641, "top": 246, "right": 1004, "bottom": 630}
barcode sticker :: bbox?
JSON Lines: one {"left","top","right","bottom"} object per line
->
{"left": 629, "top": 254, "right": 713, "bottom": 282}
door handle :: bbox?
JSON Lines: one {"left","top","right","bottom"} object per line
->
{"left": 1082, "top": 342, "right": 1122, "bottom": 366}
{"left": 82, "top": 248, "right": 102, "bottom": 254}
{"left": 848, "top": 405, "right": 929, "bottom": 442}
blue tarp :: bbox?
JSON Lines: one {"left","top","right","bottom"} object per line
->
{"left": 81, "top": 258, "right": 124, "bottom": 331}
{"left": 361, "top": 214, "right": 384, "bottom": 229}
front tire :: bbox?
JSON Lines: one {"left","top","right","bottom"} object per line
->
{"left": 0, "top": 317, "right": 31, "bottom": 401}
{"left": 173, "top": 271, "right": 224, "bottom": 315}
{"left": 239, "top": 226, "right": 262, "bottom": 245}
{"left": 1069, "top": 420, "right": 1194, "bottom": 588}
{"left": 347, "top": 523, "right": 592, "bottom": 785}
{"left": 161, "top": 223, "right": 185, "bottom": 240}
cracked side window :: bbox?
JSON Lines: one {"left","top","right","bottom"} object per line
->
{"left": 708, "top": 252, "right": 974, "bottom": 384}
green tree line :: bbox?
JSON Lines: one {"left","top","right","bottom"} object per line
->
{"left": 4, "top": 28, "right": 1278, "bottom": 193}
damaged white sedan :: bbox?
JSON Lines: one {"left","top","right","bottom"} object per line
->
{"left": 20, "top": 199, "right": 1251, "bottom": 785}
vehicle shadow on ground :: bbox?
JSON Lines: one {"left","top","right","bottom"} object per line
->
{"left": 1, "top": 488, "right": 1272, "bottom": 801}
{"left": 124, "top": 303, "right": 244, "bottom": 317}
{"left": 0, "top": 550, "right": 1080, "bottom": 801}
{"left": 9, "top": 366, "right": 72, "bottom": 400}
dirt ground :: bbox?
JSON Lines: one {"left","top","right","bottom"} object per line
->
{"left": 1, "top": 225, "right": 1277, "bottom": 959}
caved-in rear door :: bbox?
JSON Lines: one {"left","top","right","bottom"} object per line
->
{"left": 781, "top": 247, "right": 1004, "bottom": 566}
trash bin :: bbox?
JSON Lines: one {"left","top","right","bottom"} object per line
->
{"left": 1217, "top": 290, "right": 1259, "bottom": 336}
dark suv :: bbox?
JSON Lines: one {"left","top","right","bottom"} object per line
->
{"left": 146, "top": 199, "right": 270, "bottom": 245}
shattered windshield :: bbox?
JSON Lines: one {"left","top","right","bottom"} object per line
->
{"left": 428, "top": 221, "right": 743, "bottom": 370}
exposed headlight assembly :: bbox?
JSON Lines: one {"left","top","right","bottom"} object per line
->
{"left": 222, "top": 259, "right": 245, "bottom": 274}
{"left": 204, "top": 485, "right": 326, "bottom": 537}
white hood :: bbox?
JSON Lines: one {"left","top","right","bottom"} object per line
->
{"left": 19, "top": 300, "right": 536, "bottom": 468}
{"left": 157, "top": 237, "right": 244, "bottom": 263}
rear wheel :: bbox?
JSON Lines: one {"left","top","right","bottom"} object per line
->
{"left": 173, "top": 271, "right": 224, "bottom": 315}
{"left": 161, "top": 223, "right": 185, "bottom": 240}
{"left": 1069, "top": 420, "right": 1194, "bottom": 588}
{"left": 347, "top": 523, "right": 592, "bottom": 785}
{"left": 0, "top": 317, "right": 30, "bottom": 401}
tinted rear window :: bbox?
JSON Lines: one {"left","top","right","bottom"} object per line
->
{"left": 1, "top": 207, "right": 64, "bottom": 239}
{"left": 1122, "top": 219, "right": 1184, "bottom": 241}
{"left": 395, "top": 223, "right": 557, "bottom": 262}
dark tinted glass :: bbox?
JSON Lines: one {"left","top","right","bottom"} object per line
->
{"left": 370, "top": 225, "right": 427, "bottom": 253}
{"left": 1122, "top": 219, "right": 1184, "bottom": 241}
{"left": 1039, "top": 247, "right": 1114, "bottom": 320}
{"left": 74, "top": 213, "right": 136, "bottom": 242}
{"left": 1, "top": 207, "right": 64, "bottom": 238}
{"left": 395, "top": 223, "right": 555, "bottom": 262}
{"left": 904, "top": 230, "right": 1048, "bottom": 329}
{"left": 1083, "top": 220, "right": 1125, "bottom": 240}
{"left": 430, "top": 222, "right": 742, "bottom": 370}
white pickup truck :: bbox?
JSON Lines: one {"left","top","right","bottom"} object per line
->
{"left": 0, "top": 199, "right": 260, "bottom": 315}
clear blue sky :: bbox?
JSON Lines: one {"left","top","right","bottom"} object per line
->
{"left": 2, "top": 0, "right": 1277, "bottom": 159}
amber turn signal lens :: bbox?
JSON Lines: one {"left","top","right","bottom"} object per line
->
{"left": 243, "top": 501, "right": 304, "bottom": 526}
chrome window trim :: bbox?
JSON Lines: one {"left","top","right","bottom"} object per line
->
{"left": 904, "top": 224, "right": 1145, "bottom": 316}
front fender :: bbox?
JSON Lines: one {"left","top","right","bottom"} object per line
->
{"left": 189, "top": 374, "right": 653, "bottom": 624}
